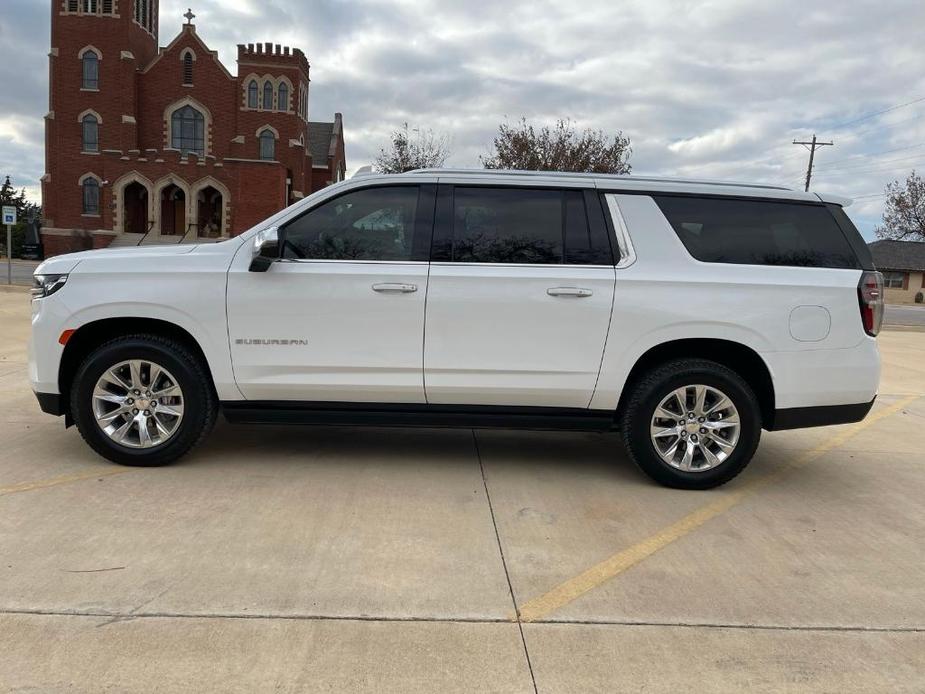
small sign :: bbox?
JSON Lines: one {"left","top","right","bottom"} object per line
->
{"left": 1, "top": 206, "right": 15, "bottom": 225}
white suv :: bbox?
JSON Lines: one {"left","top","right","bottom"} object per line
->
{"left": 29, "top": 169, "right": 882, "bottom": 489}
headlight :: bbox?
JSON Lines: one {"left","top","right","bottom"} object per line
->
{"left": 31, "top": 274, "right": 68, "bottom": 300}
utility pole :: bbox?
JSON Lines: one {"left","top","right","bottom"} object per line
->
{"left": 793, "top": 134, "right": 833, "bottom": 192}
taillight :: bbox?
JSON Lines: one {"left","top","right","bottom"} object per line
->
{"left": 857, "top": 271, "right": 884, "bottom": 337}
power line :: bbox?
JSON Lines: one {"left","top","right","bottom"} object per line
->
{"left": 847, "top": 112, "right": 923, "bottom": 139}
{"left": 819, "top": 142, "right": 925, "bottom": 168}
{"left": 793, "top": 135, "right": 834, "bottom": 191}
{"left": 811, "top": 157, "right": 925, "bottom": 177}
{"left": 815, "top": 150, "right": 925, "bottom": 172}
{"left": 830, "top": 95, "right": 925, "bottom": 130}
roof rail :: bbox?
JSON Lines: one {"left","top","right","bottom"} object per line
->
{"left": 405, "top": 167, "right": 792, "bottom": 191}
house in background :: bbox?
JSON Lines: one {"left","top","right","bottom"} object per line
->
{"left": 868, "top": 239, "right": 925, "bottom": 304}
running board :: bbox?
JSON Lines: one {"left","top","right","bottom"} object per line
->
{"left": 221, "top": 401, "right": 618, "bottom": 431}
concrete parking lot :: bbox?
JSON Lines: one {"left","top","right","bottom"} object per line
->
{"left": 1, "top": 285, "right": 924, "bottom": 692}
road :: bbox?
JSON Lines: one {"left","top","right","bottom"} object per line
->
{"left": 885, "top": 304, "right": 925, "bottom": 328}
{"left": 1, "top": 259, "right": 39, "bottom": 286}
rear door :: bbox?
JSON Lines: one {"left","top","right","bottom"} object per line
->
{"left": 423, "top": 184, "right": 617, "bottom": 408}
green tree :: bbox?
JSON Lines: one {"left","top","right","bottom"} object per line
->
{"left": 1, "top": 176, "right": 41, "bottom": 258}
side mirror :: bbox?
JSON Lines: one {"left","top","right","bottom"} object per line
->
{"left": 249, "top": 226, "right": 280, "bottom": 272}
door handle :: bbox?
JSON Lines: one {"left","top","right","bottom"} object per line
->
{"left": 372, "top": 283, "right": 418, "bottom": 293}
{"left": 547, "top": 286, "right": 593, "bottom": 298}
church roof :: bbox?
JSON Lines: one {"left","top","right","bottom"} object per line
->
{"left": 308, "top": 121, "right": 335, "bottom": 163}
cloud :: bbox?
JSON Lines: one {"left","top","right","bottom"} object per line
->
{"left": 2, "top": 0, "right": 924, "bottom": 238}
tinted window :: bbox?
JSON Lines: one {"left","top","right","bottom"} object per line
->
{"left": 654, "top": 196, "right": 860, "bottom": 269}
{"left": 282, "top": 186, "right": 420, "bottom": 261}
{"left": 565, "top": 192, "right": 612, "bottom": 264}
{"left": 452, "top": 188, "right": 562, "bottom": 264}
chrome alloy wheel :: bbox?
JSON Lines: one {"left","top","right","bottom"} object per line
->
{"left": 649, "top": 384, "right": 741, "bottom": 472}
{"left": 91, "top": 359, "right": 184, "bottom": 449}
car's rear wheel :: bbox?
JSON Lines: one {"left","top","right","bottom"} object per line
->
{"left": 71, "top": 335, "right": 216, "bottom": 466}
{"left": 621, "top": 358, "right": 761, "bottom": 489}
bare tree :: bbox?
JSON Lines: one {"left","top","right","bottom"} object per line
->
{"left": 374, "top": 123, "right": 451, "bottom": 173}
{"left": 876, "top": 171, "right": 925, "bottom": 241}
{"left": 482, "top": 118, "right": 632, "bottom": 174}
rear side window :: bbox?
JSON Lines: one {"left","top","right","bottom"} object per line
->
{"left": 447, "top": 187, "right": 612, "bottom": 265}
{"left": 653, "top": 196, "right": 860, "bottom": 269}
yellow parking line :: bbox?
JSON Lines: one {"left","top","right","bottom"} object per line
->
{"left": 0, "top": 467, "right": 131, "bottom": 497}
{"left": 517, "top": 394, "right": 919, "bottom": 623}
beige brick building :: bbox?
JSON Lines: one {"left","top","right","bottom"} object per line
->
{"left": 869, "top": 240, "right": 925, "bottom": 304}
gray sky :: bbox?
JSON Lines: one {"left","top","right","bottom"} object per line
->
{"left": 2, "top": 0, "right": 924, "bottom": 238}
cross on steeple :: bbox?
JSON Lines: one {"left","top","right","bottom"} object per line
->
{"left": 183, "top": 8, "right": 195, "bottom": 25}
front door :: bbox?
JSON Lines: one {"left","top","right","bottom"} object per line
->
{"left": 424, "top": 185, "right": 617, "bottom": 409}
{"left": 227, "top": 184, "right": 435, "bottom": 403}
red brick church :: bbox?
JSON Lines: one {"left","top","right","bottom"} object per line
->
{"left": 42, "top": 0, "right": 347, "bottom": 255}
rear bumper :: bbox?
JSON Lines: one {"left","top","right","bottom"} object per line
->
{"left": 34, "top": 391, "right": 65, "bottom": 417}
{"left": 767, "top": 397, "right": 876, "bottom": 431}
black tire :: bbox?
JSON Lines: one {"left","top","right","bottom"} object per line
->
{"left": 71, "top": 334, "right": 217, "bottom": 466}
{"left": 621, "top": 358, "right": 761, "bottom": 490}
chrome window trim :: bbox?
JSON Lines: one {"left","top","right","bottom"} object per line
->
{"left": 428, "top": 262, "right": 615, "bottom": 269}
{"left": 279, "top": 259, "right": 429, "bottom": 266}
{"left": 604, "top": 194, "right": 637, "bottom": 269}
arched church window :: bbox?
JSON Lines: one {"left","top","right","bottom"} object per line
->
{"left": 171, "top": 105, "right": 205, "bottom": 156}
{"left": 81, "top": 114, "right": 99, "bottom": 152}
{"left": 82, "top": 178, "right": 100, "bottom": 214}
{"left": 259, "top": 129, "right": 276, "bottom": 161}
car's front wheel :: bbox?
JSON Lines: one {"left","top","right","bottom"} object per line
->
{"left": 621, "top": 358, "right": 762, "bottom": 489}
{"left": 71, "top": 334, "right": 217, "bottom": 466}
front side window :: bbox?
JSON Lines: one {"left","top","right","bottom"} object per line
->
{"left": 258, "top": 129, "right": 275, "bottom": 160}
{"left": 247, "top": 80, "right": 258, "bottom": 108}
{"left": 170, "top": 105, "right": 204, "bottom": 155}
{"left": 82, "top": 51, "right": 99, "bottom": 89}
{"left": 882, "top": 271, "right": 905, "bottom": 289}
{"left": 277, "top": 83, "right": 288, "bottom": 111}
{"left": 654, "top": 196, "right": 860, "bottom": 269}
{"left": 81, "top": 114, "right": 99, "bottom": 152}
{"left": 263, "top": 81, "right": 273, "bottom": 110}
{"left": 82, "top": 178, "right": 100, "bottom": 214}
{"left": 282, "top": 186, "right": 420, "bottom": 261}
